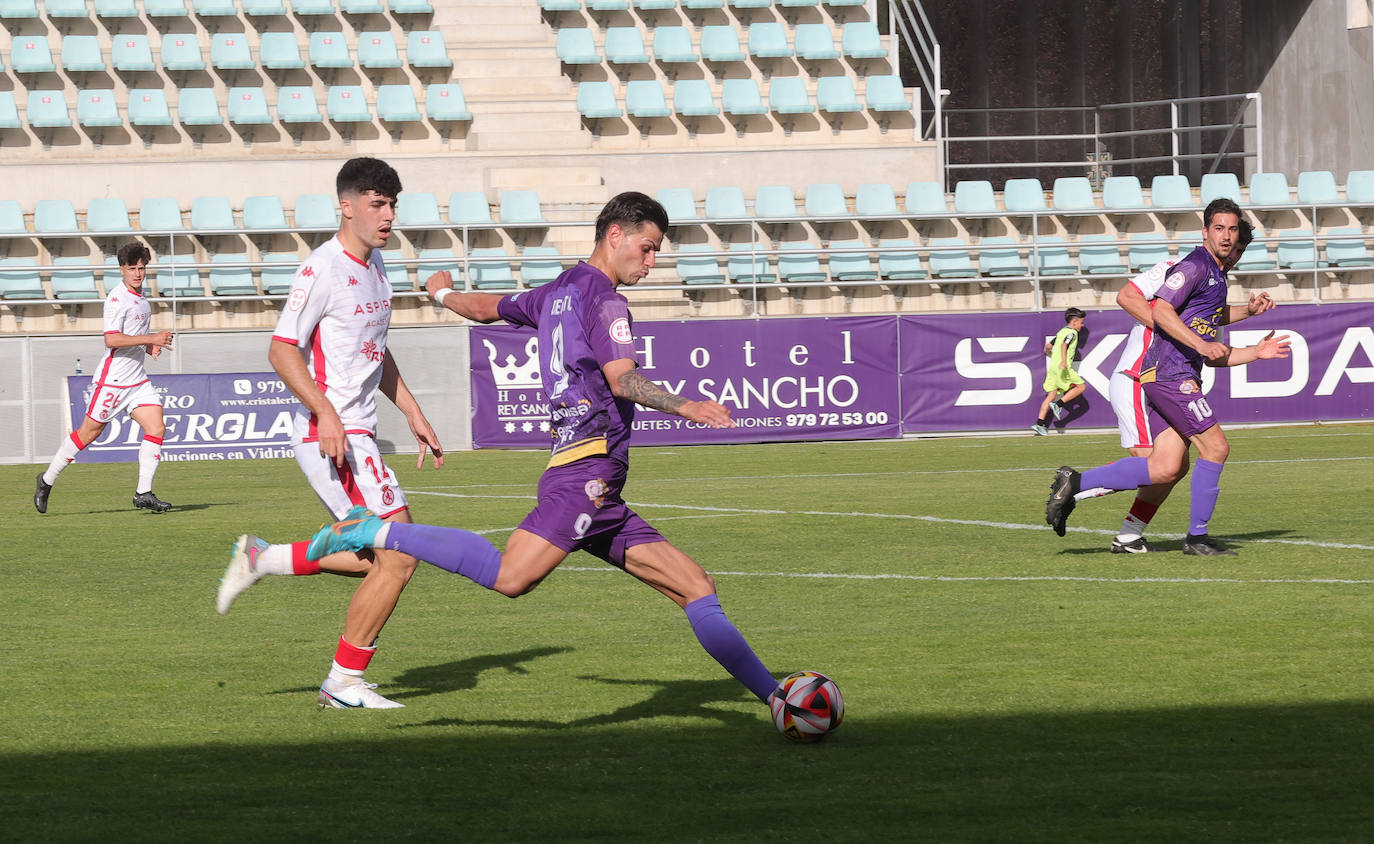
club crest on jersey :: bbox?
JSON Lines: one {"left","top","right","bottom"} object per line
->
{"left": 1179, "top": 380, "right": 1200, "bottom": 394}
{"left": 381, "top": 485, "right": 394, "bottom": 506}
{"left": 360, "top": 339, "right": 382, "bottom": 362}
{"left": 300, "top": 266, "right": 315, "bottom": 278}
{"left": 287, "top": 288, "right": 307, "bottom": 311}
{"left": 348, "top": 276, "right": 359, "bottom": 286}
{"left": 584, "top": 478, "right": 609, "bottom": 507}
{"left": 1165, "top": 271, "right": 1187, "bottom": 290}
{"left": 1145, "top": 260, "right": 1175, "bottom": 282}
{"left": 609, "top": 317, "right": 633, "bottom": 344}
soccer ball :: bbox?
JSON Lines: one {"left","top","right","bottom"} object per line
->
{"left": 769, "top": 671, "right": 843, "bottom": 743}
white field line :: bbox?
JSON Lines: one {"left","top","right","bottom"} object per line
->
{"left": 559, "top": 567, "right": 1374, "bottom": 585}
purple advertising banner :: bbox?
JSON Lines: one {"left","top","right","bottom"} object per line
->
{"left": 900, "top": 302, "right": 1374, "bottom": 432}
{"left": 470, "top": 316, "right": 903, "bottom": 448}
{"left": 65, "top": 372, "right": 301, "bottom": 463}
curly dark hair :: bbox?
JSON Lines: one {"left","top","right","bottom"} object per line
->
{"left": 336, "top": 157, "right": 402, "bottom": 200}
{"left": 117, "top": 241, "right": 151, "bottom": 267}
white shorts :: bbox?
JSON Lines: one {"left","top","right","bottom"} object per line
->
{"left": 84, "top": 379, "right": 162, "bottom": 424}
{"left": 1109, "top": 370, "right": 1154, "bottom": 450}
{"left": 294, "top": 433, "right": 409, "bottom": 520}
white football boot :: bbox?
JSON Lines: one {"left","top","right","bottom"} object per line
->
{"left": 217, "top": 534, "right": 267, "bottom": 615}
{"left": 318, "top": 676, "right": 405, "bottom": 709}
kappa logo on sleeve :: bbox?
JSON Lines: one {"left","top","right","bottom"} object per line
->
{"left": 609, "top": 317, "right": 633, "bottom": 344}
{"left": 1164, "top": 271, "right": 1187, "bottom": 290}
{"left": 287, "top": 288, "right": 307, "bottom": 311}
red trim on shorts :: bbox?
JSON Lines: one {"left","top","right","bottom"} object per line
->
{"left": 376, "top": 505, "right": 408, "bottom": 519}
{"left": 306, "top": 326, "right": 327, "bottom": 440}
{"left": 300, "top": 428, "right": 373, "bottom": 444}
{"left": 143, "top": 434, "right": 163, "bottom": 445}
{"left": 1128, "top": 324, "right": 1154, "bottom": 448}
{"left": 291, "top": 541, "right": 319, "bottom": 575}
{"left": 333, "top": 635, "right": 377, "bottom": 671}
{"left": 271, "top": 335, "right": 299, "bottom": 346}
{"left": 335, "top": 455, "right": 367, "bottom": 507}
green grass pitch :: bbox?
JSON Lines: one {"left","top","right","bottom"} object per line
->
{"left": 4, "top": 425, "right": 1373, "bottom": 841}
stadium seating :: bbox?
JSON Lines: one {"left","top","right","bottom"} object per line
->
{"left": 577, "top": 81, "right": 622, "bottom": 120}
{"left": 977, "top": 237, "right": 1027, "bottom": 276}
{"left": 94, "top": 0, "right": 136, "bottom": 14}
{"left": 379, "top": 250, "right": 411, "bottom": 290}
{"left": 211, "top": 34, "right": 255, "bottom": 71}
{"left": 705, "top": 185, "right": 747, "bottom": 220}
{"left": 152, "top": 262, "right": 204, "bottom": 297}
{"left": 425, "top": 84, "right": 472, "bottom": 122}
{"left": 604, "top": 27, "right": 650, "bottom": 65}
{"left": 47, "top": 0, "right": 88, "bottom": 16}
{"left": 1247, "top": 172, "right": 1292, "bottom": 206}
{"left": 625, "top": 79, "right": 672, "bottom": 119}
{"left": 0, "top": 93, "right": 19, "bottom": 130}
{"left": 634, "top": 0, "right": 676, "bottom": 9}
{"left": 841, "top": 21, "right": 886, "bottom": 59}
{"left": 721, "top": 79, "right": 766, "bottom": 116}
{"left": 588, "top": 0, "right": 629, "bottom": 9}
{"left": 358, "top": 31, "right": 403, "bottom": 69}
{"left": 1276, "top": 231, "right": 1323, "bottom": 268}
{"left": 804, "top": 183, "right": 848, "bottom": 218}
{"left": 0, "top": 259, "right": 45, "bottom": 299}
{"left": 35, "top": 200, "right": 80, "bottom": 234}
{"left": 140, "top": 197, "right": 184, "bottom": 231}
{"left": 673, "top": 79, "right": 718, "bottom": 117}
{"left": 778, "top": 242, "right": 827, "bottom": 283}
{"left": 1102, "top": 176, "right": 1145, "bottom": 210}
{"left": 62, "top": 35, "right": 106, "bottom": 72}
{"left": 178, "top": 88, "right": 224, "bottom": 126}
{"left": 653, "top": 26, "right": 698, "bottom": 66}
{"left": 1002, "top": 179, "right": 1046, "bottom": 214}
{"left": 520, "top": 246, "right": 564, "bottom": 287}
{"left": 448, "top": 191, "right": 493, "bottom": 226}
{"left": 396, "top": 192, "right": 442, "bottom": 227}
{"left": 904, "top": 181, "right": 947, "bottom": 215}
{"left": 864, "top": 75, "right": 910, "bottom": 114}
{"left": 1297, "top": 170, "right": 1339, "bottom": 204}
{"left": 557, "top": 28, "right": 600, "bottom": 65}
{"left": 227, "top": 87, "right": 272, "bottom": 125}
{"left": 0, "top": 201, "right": 24, "bottom": 235}
{"left": 277, "top": 87, "right": 323, "bottom": 124}
{"left": 310, "top": 32, "right": 353, "bottom": 69}
{"left": 0, "top": 0, "right": 39, "bottom": 18}
{"left": 539, "top": 0, "right": 581, "bottom": 9}
{"left": 407, "top": 31, "right": 452, "bottom": 68}
{"left": 748, "top": 22, "right": 792, "bottom": 59}
{"left": 1346, "top": 171, "right": 1374, "bottom": 203}
{"left": 854, "top": 183, "right": 898, "bottom": 217}
{"left": 1033, "top": 236, "right": 1077, "bottom": 275}
{"left": 700, "top": 26, "right": 746, "bottom": 63}
{"left": 377, "top": 85, "right": 421, "bottom": 122}
{"left": 193, "top": 0, "right": 237, "bottom": 15}
{"left": 27, "top": 91, "right": 72, "bottom": 128}
{"left": 1127, "top": 233, "right": 1171, "bottom": 271}
{"left": 1325, "top": 227, "right": 1374, "bottom": 266}
{"left": 768, "top": 77, "right": 814, "bottom": 115}
{"left": 1200, "top": 172, "right": 1241, "bottom": 204}
{"left": 260, "top": 252, "right": 299, "bottom": 293}
{"left": 12, "top": 36, "right": 57, "bottom": 74}
{"left": 877, "top": 239, "right": 925, "bottom": 280}
{"left": 730, "top": 0, "right": 770, "bottom": 10}
{"left": 243, "top": 195, "right": 288, "bottom": 229}
{"left": 657, "top": 188, "right": 698, "bottom": 223}
{"left": 77, "top": 90, "right": 122, "bottom": 128}
{"left": 388, "top": 0, "right": 431, "bottom": 13}
{"left": 1150, "top": 175, "right": 1195, "bottom": 208}
{"left": 290, "top": 0, "right": 334, "bottom": 14}
{"left": 191, "top": 196, "right": 235, "bottom": 230}
{"left": 1077, "top": 234, "right": 1129, "bottom": 274}
{"left": 339, "top": 0, "right": 383, "bottom": 13}
{"left": 928, "top": 237, "right": 976, "bottom": 277}
{"left": 260, "top": 32, "right": 306, "bottom": 70}
{"left": 795, "top": 24, "right": 840, "bottom": 61}
{"left": 209, "top": 254, "right": 258, "bottom": 295}
{"left": 953, "top": 180, "right": 996, "bottom": 214}
{"left": 145, "top": 0, "right": 190, "bottom": 14}
{"left": 1235, "top": 232, "right": 1277, "bottom": 270}
{"left": 755, "top": 185, "right": 798, "bottom": 218}
{"left": 416, "top": 248, "right": 459, "bottom": 281}
{"left": 467, "top": 247, "right": 518, "bottom": 290}
{"left": 161, "top": 35, "right": 205, "bottom": 71}
{"left": 51, "top": 257, "right": 100, "bottom": 299}
{"left": 327, "top": 86, "right": 371, "bottom": 123}
{"left": 87, "top": 198, "right": 133, "bottom": 233}
{"left": 827, "top": 240, "right": 877, "bottom": 281}
{"left": 112, "top": 35, "right": 156, "bottom": 72}
{"left": 674, "top": 243, "right": 726, "bottom": 285}
{"left": 1052, "top": 177, "right": 1097, "bottom": 211}
{"left": 293, "top": 194, "right": 338, "bottom": 228}
{"left": 817, "top": 76, "right": 862, "bottom": 115}
{"left": 727, "top": 243, "right": 776, "bottom": 282}
{"left": 499, "top": 190, "right": 546, "bottom": 225}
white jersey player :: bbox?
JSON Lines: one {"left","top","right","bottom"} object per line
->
{"left": 35, "top": 242, "right": 175, "bottom": 514}
{"left": 217, "top": 157, "right": 444, "bottom": 711}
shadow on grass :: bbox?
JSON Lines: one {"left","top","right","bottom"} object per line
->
{"left": 6, "top": 700, "right": 1373, "bottom": 840}
{"left": 1058, "top": 527, "right": 1299, "bottom": 556}
{"left": 270, "top": 647, "right": 574, "bottom": 700}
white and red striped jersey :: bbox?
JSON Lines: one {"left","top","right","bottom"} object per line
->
{"left": 272, "top": 236, "right": 393, "bottom": 440}
{"left": 1114, "top": 258, "right": 1176, "bottom": 377}
{"left": 97, "top": 282, "right": 153, "bottom": 387}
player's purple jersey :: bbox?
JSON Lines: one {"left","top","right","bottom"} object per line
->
{"left": 1139, "top": 245, "right": 1229, "bottom": 381}
{"left": 497, "top": 262, "right": 639, "bottom": 467}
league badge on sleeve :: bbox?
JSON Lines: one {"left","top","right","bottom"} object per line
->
{"left": 1165, "top": 271, "right": 1187, "bottom": 290}
{"left": 609, "top": 317, "right": 633, "bottom": 344}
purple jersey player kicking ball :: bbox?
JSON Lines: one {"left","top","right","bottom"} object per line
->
{"left": 1045, "top": 198, "right": 1291, "bottom": 555}
{"left": 306, "top": 191, "right": 785, "bottom": 710}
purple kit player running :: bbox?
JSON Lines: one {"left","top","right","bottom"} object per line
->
{"left": 1044, "top": 198, "right": 1290, "bottom": 555}
{"left": 304, "top": 192, "right": 785, "bottom": 709}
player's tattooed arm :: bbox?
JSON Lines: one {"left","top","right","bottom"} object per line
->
{"left": 603, "top": 357, "right": 733, "bottom": 428}
{"left": 615, "top": 368, "right": 688, "bottom": 414}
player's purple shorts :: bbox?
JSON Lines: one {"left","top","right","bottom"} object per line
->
{"left": 1143, "top": 376, "right": 1220, "bottom": 439}
{"left": 516, "top": 455, "right": 665, "bottom": 568}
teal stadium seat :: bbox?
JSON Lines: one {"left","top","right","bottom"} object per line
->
{"left": 978, "top": 237, "right": 1027, "bottom": 276}
{"left": 626, "top": 79, "right": 671, "bottom": 119}
{"left": 327, "top": 86, "right": 371, "bottom": 122}
{"left": 139, "top": 197, "right": 184, "bottom": 231}
{"left": 277, "top": 86, "right": 322, "bottom": 123}
{"left": 1102, "top": 176, "right": 1145, "bottom": 210}
{"left": 727, "top": 243, "right": 775, "bottom": 282}
{"left": 112, "top": 35, "right": 156, "bottom": 71}
{"left": 817, "top": 76, "right": 861, "bottom": 114}
{"left": 241, "top": 0, "right": 286, "bottom": 12}
{"left": 212, "top": 34, "right": 255, "bottom": 70}
{"left": 1325, "top": 227, "right": 1374, "bottom": 266}
{"left": 1033, "top": 236, "right": 1077, "bottom": 275}
{"left": 1346, "top": 170, "right": 1374, "bottom": 204}
{"left": 700, "top": 26, "right": 746, "bottom": 63}
{"left": 1234, "top": 230, "right": 1277, "bottom": 271}
{"left": 62, "top": 35, "right": 105, "bottom": 72}
{"left": 378, "top": 250, "right": 411, "bottom": 291}
{"left": 780, "top": 0, "right": 818, "bottom": 7}
{"left": 339, "top": 0, "right": 383, "bottom": 13}
{"left": 290, "top": 0, "right": 333, "bottom": 13}
{"left": 556, "top": 28, "right": 600, "bottom": 65}
{"left": 855, "top": 183, "right": 898, "bottom": 217}
{"left": 407, "top": 31, "right": 452, "bottom": 68}
{"left": 294, "top": 194, "right": 339, "bottom": 227}
{"left": 577, "top": 81, "right": 622, "bottom": 119}
{"left": 904, "top": 181, "right": 947, "bottom": 215}
{"left": 768, "top": 77, "right": 813, "bottom": 115}
{"left": 929, "top": 237, "right": 977, "bottom": 278}
{"left": 243, "top": 195, "right": 288, "bottom": 229}
{"left": 77, "top": 89, "right": 122, "bottom": 127}
{"left": 0, "top": 259, "right": 45, "bottom": 299}
{"left": 721, "top": 79, "right": 766, "bottom": 116}
{"left": 704, "top": 185, "right": 746, "bottom": 220}
{"left": 417, "top": 248, "right": 459, "bottom": 282}
{"left": 13, "top": 36, "right": 56, "bottom": 74}
{"left": 448, "top": 191, "right": 492, "bottom": 225}
{"left": 635, "top": 0, "right": 677, "bottom": 9}
{"left": 426, "top": 84, "right": 471, "bottom": 122}
{"left": 499, "top": 190, "right": 546, "bottom": 225}
{"left": 748, "top": 22, "right": 792, "bottom": 59}
{"left": 396, "top": 192, "right": 442, "bottom": 228}
{"left": 0, "top": 93, "right": 17, "bottom": 129}
{"left": 376, "top": 85, "right": 421, "bottom": 122}
{"left": 161, "top": 34, "right": 205, "bottom": 71}
{"left": 0, "top": 201, "right": 28, "bottom": 234}
{"left": 804, "top": 183, "right": 848, "bottom": 218}
{"left": 35, "top": 200, "right": 79, "bottom": 233}
{"left": 310, "top": 32, "right": 352, "bottom": 69}
{"left": 653, "top": 26, "right": 697, "bottom": 65}
{"left": 823, "top": 0, "right": 866, "bottom": 5}
{"left": 52, "top": 257, "right": 100, "bottom": 299}
{"left": 1077, "top": 234, "right": 1129, "bottom": 274}
{"left": 388, "top": 0, "right": 431, "bottom": 11}
{"left": 730, "top": 0, "right": 770, "bottom": 9}
{"left": 153, "top": 262, "right": 204, "bottom": 297}
{"left": 673, "top": 79, "right": 718, "bottom": 117}
{"left": 1002, "top": 178, "right": 1046, "bottom": 214}
{"left": 520, "top": 246, "right": 563, "bottom": 287}
{"left": 210, "top": 254, "right": 258, "bottom": 295}
{"left": 27, "top": 91, "right": 72, "bottom": 128}
{"left": 193, "top": 0, "right": 237, "bottom": 15}
{"left": 588, "top": 0, "right": 629, "bottom": 9}
{"left": 778, "top": 242, "right": 827, "bottom": 283}
{"left": 0, "top": 0, "right": 39, "bottom": 17}
{"left": 1127, "top": 233, "right": 1172, "bottom": 271}
{"left": 1149, "top": 175, "right": 1194, "bottom": 208}
{"left": 841, "top": 21, "right": 886, "bottom": 59}
{"left": 604, "top": 26, "right": 650, "bottom": 65}
{"left": 877, "top": 239, "right": 926, "bottom": 280}
{"left": 178, "top": 88, "right": 224, "bottom": 125}
{"left": 1200, "top": 172, "right": 1241, "bottom": 204}
{"left": 953, "top": 180, "right": 996, "bottom": 214}
{"left": 674, "top": 244, "right": 725, "bottom": 285}
{"left": 656, "top": 188, "right": 698, "bottom": 223}
{"left": 754, "top": 185, "right": 798, "bottom": 218}
{"left": 46, "top": 0, "right": 85, "bottom": 14}
{"left": 1246, "top": 172, "right": 1292, "bottom": 206}
{"left": 467, "top": 248, "right": 518, "bottom": 290}
{"left": 1277, "top": 230, "right": 1323, "bottom": 269}
{"left": 94, "top": 0, "right": 137, "bottom": 16}
{"left": 795, "top": 23, "right": 840, "bottom": 60}
{"left": 259, "top": 32, "right": 305, "bottom": 69}
{"left": 1297, "top": 170, "right": 1339, "bottom": 204}
{"left": 827, "top": 240, "right": 876, "bottom": 281}
{"left": 358, "top": 31, "right": 402, "bottom": 69}
{"left": 1052, "top": 177, "right": 1097, "bottom": 211}
{"left": 538, "top": 0, "right": 581, "bottom": 9}
{"left": 191, "top": 196, "right": 235, "bottom": 230}
{"left": 261, "top": 252, "right": 299, "bottom": 293}
{"left": 864, "top": 75, "right": 911, "bottom": 112}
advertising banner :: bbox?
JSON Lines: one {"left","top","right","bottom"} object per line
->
{"left": 66, "top": 372, "right": 301, "bottom": 463}
{"left": 470, "top": 316, "right": 903, "bottom": 449}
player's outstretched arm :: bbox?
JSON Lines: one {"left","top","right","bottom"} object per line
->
{"left": 380, "top": 349, "right": 444, "bottom": 469}
{"left": 1206, "top": 331, "right": 1291, "bottom": 368}
{"left": 425, "top": 271, "right": 503, "bottom": 323}
{"left": 1223, "top": 292, "right": 1275, "bottom": 325}
{"left": 603, "top": 358, "right": 734, "bottom": 428}
{"left": 269, "top": 337, "right": 348, "bottom": 466}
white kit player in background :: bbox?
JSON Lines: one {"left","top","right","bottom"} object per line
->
{"left": 216, "top": 157, "right": 444, "bottom": 710}
{"left": 35, "top": 242, "right": 175, "bottom": 514}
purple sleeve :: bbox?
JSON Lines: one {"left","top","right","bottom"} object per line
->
{"left": 496, "top": 289, "right": 537, "bottom": 328}
{"left": 1152, "top": 262, "right": 1205, "bottom": 310}
{"left": 586, "top": 292, "right": 637, "bottom": 366}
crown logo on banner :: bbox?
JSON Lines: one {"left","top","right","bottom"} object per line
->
{"left": 484, "top": 337, "right": 542, "bottom": 390}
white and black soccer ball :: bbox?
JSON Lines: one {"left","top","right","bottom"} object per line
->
{"left": 769, "top": 671, "right": 843, "bottom": 743}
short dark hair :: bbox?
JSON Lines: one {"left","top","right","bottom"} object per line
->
{"left": 1236, "top": 217, "right": 1254, "bottom": 249}
{"left": 336, "top": 157, "right": 401, "bottom": 200}
{"left": 1064, "top": 307, "right": 1085, "bottom": 322}
{"left": 118, "top": 241, "right": 151, "bottom": 267}
{"left": 1203, "top": 197, "right": 1242, "bottom": 228}
{"left": 594, "top": 191, "right": 670, "bottom": 243}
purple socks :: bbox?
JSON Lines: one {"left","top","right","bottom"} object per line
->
{"left": 1189, "top": 458, "right": 1225, "bottom": 535}
{"left": 1080, "top": 456, "right": 1152, "bottom": 494}
{"left": 384, "top": 523, "right": 502, "bottom": 589}
{"left": 684, "top": 595, "right": 778, "bottom": 703}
